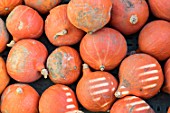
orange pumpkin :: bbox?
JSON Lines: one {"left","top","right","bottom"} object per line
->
{"left": 6, "top": 5, "right": 44, "bottom": 47}
{"left": 80, "top": 27, "right": 127, "bottom": 71}
{"left": 115, "top": 53, "right": 164, "bottom": 99}
{"left": 1, "top": 83, "right": 39, "bottom": 113}
{"left": 0, "top": 57, "right": 10, "bottom": 95}
{"left": 138, "top": 20, "right": 170, "bottom": 61}
{"left": 110, "top": 96, "right": 155, "bottom": 113}
{"left": 39, "top": 84, "right": 82, "bottom": 113}
{"left": 45, "top": 4, "right": 85, "bottom": 46}
{"left": 47, "top": 46, "right": 82, "bottom": 85}
{"left": 110, "top": 0, "right": 149, "bottom": 35}
{"left": 168, "top": 107, "right": 170, "bottom": 113}
{"left": 0, "top": 18, "right": 9, "bottom": 53}
{"left": 149, "top": 0, "right": 170, "bottom": 21}
{"left": 76, "top": 64, "right": 118, "bottom": 112}
{"left": 67, "top": 0, "right": 112, "bottom": 33}
{"left": 0, "top": 0, "right": 22, "bottom": 16}
{"left": 6, "top": 39, "right": 48, "bottom": 83}
{"left": 24, "top": 0, "right": 61, "bottom": 14}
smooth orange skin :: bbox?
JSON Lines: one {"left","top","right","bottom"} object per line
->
{"left": 0, "top": 18, "right": 9, "bottom": 53}
{"left": 0, "top": 57, "right": 10, "bottom": 95}
{"left": 45, "top": 4, "right": 85, "bottom": 46}
{"left": 24, "top": 0, "right": 61, "bottom": 14}
{"left": 138, "top": 20, "right": 170, "bottom": 61}
{"left": 6, "top": 39, "right": 48, "bottom": 83}
{"left": 6, "top": 5, "right": 43, "bottom": 42}
{"left": 110, "top": 96, "right": 155, "bottom": 113}
{"left": 168, "top": 107, "right": 170, "bottom": 113}
{"left": 0, "top": 0, "right": 22, "bottom": 16}
{"left": 1, "top": 83, "right": 39, "bottom": 113}
{"left": 110, "top": 0, "right": 149, "bottom": 35}
{"left": 116, "top": 53, "right": 164, "bottom": 99}
{"left": 39, "top": 84, "right": 79, "bottom": 113}
{"left": 80, "top": 27, "right": 127, "bottom": 71}
{"left": 149, "top": 0, "right": 170, "bottom": 21}
{"left": 67, "top": 0, "right": 112, "bottom": 33}
{"left": 47, "top": 46, "right": 82, "bottom": 85}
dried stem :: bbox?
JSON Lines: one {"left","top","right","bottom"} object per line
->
{"left": 7, "top": 40, "right": 15, "bottom": 47}
{"left": 54, "top": 29, "right": 67, "bottom": 39}
{"left": 41, "top": 68, "right": 48, "bottom": 79}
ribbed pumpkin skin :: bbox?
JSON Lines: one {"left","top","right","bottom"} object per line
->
{"left": 6, "top": 39, "right": 48, "bottom": 83}
{"left": 0, "top": 18, "right": 9, "bottom": 53}
{"left": 47, "top": 46, "right": 82, "bottom": 85}
{"left": 0, "top": 0, "right": 22, "bottom": 16}
{"left": 0, "top": 57, "right": 10, "bottom": 95}
{"left": 6, "top": 5, "right": 43, "bottom": 42}
{"left": 115, "top": 53, "right": 164, "bottom": 99}
{"left": 45, "top": 4, "right": 85, "bottom": 46}
{"left": 110, "top": 0, "right": 149, "bottom": 35}
{"left": 110, "top": 96, "right": 155, "bottom": 113}
{"left": 67, "top": 0, "right": 112, "bottom": 33}
{"left": 24, "top": 0, "right": 61, "bottom": 14}
{"left": 138, "top": 20, "right": 170, "bottom": 61}
{"left": 149, "top": 0, "right": 170, "bottom": 21}
{"left": 39, "top": 84, "right": 80, "bottom": 113}
{"left": 1, "top": 83, "right": 39, "bottom": 113}
{"left": 80, "top": 27, "right": 127, "bottom": 71}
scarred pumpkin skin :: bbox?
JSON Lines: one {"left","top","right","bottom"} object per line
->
{"left": 138, "top": 20, "right": 170, "bottom": 61}
{"left": 76, "top": 64, "right": 118, "bottom": 112}
{"left": 67, "top": 0, "right": 112, "bottom": 33}
{"left": 0, "top": 0, "right": 22, "bottom": 16}
{"left": 0, "top": 18, "right": 9, "bottom": 53}
{"left": 80, "top": 27, "right": 127, "bottom": 71}
{"left": 6, "top": 39, "right": 48, "bottom": 83}
{"left": 115, "top": 53, "right": 164, "bottom": 99}
{"left": 110, "top": 0, "right": 149, "bottom": 35}
{"left": 0, "top": 57, "right": 10, "bottom": 95}
{"left": 1, "top": 83, "right": 39, "bottom": 113}
{"left": 45, "top": 4, "right": 85, "bottom": 46}
{"left": 47, "top": 46, "right": 82, "bottom": 85}
{"left": 24, "top": 0, "right": 61, "bottom": 14}
{"left": 110, "top": 96, "right": 155, "bottom": 113}
{"left": 149, "top": 0, "right": 170, "bottom": 21}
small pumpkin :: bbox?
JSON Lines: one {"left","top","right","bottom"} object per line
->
{"left": 0, "top": 18, "right": 9, "bottom": 53}
{"left": 39, "top": 84, "right": 83, "bottom": 113}
{"left": 1, "top": 83, "right": 39, "bottom": 113}
{"left": 110, "top": 0, "right": 149, "bottom": 35}
{"left": 67, "top": 0, "right": 112, "bottom": 33}
{"left": 110, "top": 96, "right": 155, "bottom": 113}
{"left": 6, "top": 5, "right": 44, "bottom": 47}
{"left": 0, "top": 57, "right": 10, "bottom": 95}
{"left": 6, "top": 39, "right": 48, "bottom": 83}
{"left": 24, "top": 0, "right": 61, "bottom": 14}
{"left": 80, "top": 27, "right": 127, "bottom": 71}
{"left": 76, "top": 64, "right": 118, "bottom": 112}
{"left": 47, "top": 46, "right": 82, "bottom": 85}
{"left": 115, "top": 53, "right": 164, "bottom": 99}
{"left": 0, "top": 0, "right": 22, "bottom": 16}
{"left": 138, "top": 20, "right": 170, "bottom": 61}
{"left": 45, "top": 4, "right": 85, "bottom": 46}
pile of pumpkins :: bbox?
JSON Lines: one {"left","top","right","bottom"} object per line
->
{"left": 0, "top": 0, "right": 170, "bottom": 113}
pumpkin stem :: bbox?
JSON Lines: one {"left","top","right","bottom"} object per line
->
{"left": 88, "top": 31, "right": 93, "bottom": 34}
{"left": 114, "top": 91, "right": 122, "bottom": 98}
{"left": 130, "top": 15, "right": 138, "bottom": 24}
{"left": 100, "top": 65, "right": 105, "bottom": 71}
{"left": 54, "top": 29, "right": 68, "bottom": 39}
{"left": 7, "top": 40, "right": 15, "bottom": 47}
{"left": 5, "top": 7, "right": 9, "bottom": 11}
{"left": 41, "top": 68, "right": 48, "bottom": 79}
{"left": 66, "top": 110, "right": 84, "bottom": 113}
{"left": 82, "top": 63, "right": 91, "bottom": 75}
{"left": 16, "top": 87, "right": 23, "bottom": 94}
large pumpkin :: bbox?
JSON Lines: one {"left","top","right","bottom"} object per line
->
{"left": 80, "top": 27, "right": 127, "bottom": 71}
{"left": 45, "top": 4, "right": 85, "bottom": 46}
{"left": 67, "top": 0, "right": 112, "bottom": 33}
{"left": 138, "top": 20, "right": 170, "bottom": 61}
{"left": 6, "top": 39, "right": 48, "bottom": 83}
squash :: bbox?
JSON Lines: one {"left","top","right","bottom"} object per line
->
{"left": 76, "top": 64, "right": 118, "bottom": 112}
{"left": 6, "top": 5, "right": 44, "bottom": 47}
{"left": 80, "top": 27, "right": 127, "bottom": 71}
{"left": 45, "top": 4, "right": 85, "bottom": 46}
{"left": 115, "top": 53, "right": 164, "bottom": 99}
{"left": 67, "top": 0, "right": 112, "bottom": 34}
{"left": 6, "top": 39, "right": 48, "bottom": 83}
